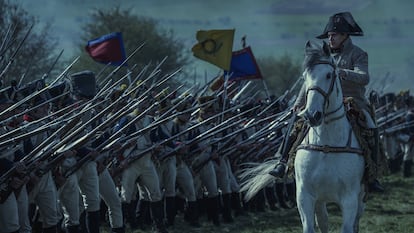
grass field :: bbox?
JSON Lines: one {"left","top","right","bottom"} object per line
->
{"left": 102, "top": 173, "right": 414, "bottom": 233}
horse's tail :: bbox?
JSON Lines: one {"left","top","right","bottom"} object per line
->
{"left": 238, "top": 159, "right": 277, "bottom": 201}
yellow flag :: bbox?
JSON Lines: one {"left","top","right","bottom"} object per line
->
{"left": 191, "top": 29, "right": 235, "bottom": 70}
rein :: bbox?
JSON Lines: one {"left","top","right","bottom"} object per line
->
{"left": 300, "top": 60, "right": 362, "bottom": 155}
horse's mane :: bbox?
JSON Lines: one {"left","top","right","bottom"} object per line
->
{"left": 302, "top": 43, "right": 331, "bottom": 72}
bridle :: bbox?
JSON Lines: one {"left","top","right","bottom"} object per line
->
{"left": 304, "top": 60, "right": 345, "bottom": 124}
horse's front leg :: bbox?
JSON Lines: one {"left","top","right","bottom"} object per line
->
{"left": 340, "top": 192, "right": 360, "bottom": 233}
{"left": 315, "top": 201, "right": 328, "bottom": 233}
{"left": 296, "top": 183, "right": 317, "bottom": 233}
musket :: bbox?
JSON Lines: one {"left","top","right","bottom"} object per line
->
{"left": 17, "top": 56, "right": 36, "bottom": 88}
{"left": 97, "top": 67, "right": 183, "bottom": 148}
{"left": 0, "top": 23, "right": 16, "bottom": 57}
{"left": 41, "top": 49, "right": 64, "bottom": 82}
{"left": 95, "top": 42, "right": 146, "bottom": 96}
{"left": 95, "top": 63, "right": 114, "bottom": 87}
{"left": 68, "top": 93, "right": 180, "bottom": 178}
{"left": 98, "top": 64, "right": 138, "bottom": 100}
{"left": 0, "top": 91, "right": 70, "bottom": 128}
{"left": 163, "top": 117, "right": 248, "bottom": 168}
{"left": 231, "top": 81, "right": 252, "bottom": 102}
{"left": 0, "top": 97, "right": 109, "bottom": 190}
{"left": 222, "top": 111, "right": 291, "bottom": 160}
{"left": 155, "top": 105, "right": 261, "bottom": 162}
{"left": 0, "top": 56, "right": 80, "bottom": 116}
{"left": 16, "top": 98, "right": 109, "bottom": 162}
{"left": 382, "top": 120, "right": 414, "bottom": 135}
{"left": 59, "top": 67, "right": 184, "bottom": 175}
{"left": 375, "top": 102, "right": 393, "bottom": 115}
{"left": 257, "top": 76, "right": 302, "bottom": 117}
{"left": 189, "top": 118, "right": 254, "bottom": 174}
{"left": 98, "top": 84, "right": 187, "bottom": 155}
{"left": 240, "top": 133, "right": 283, "bottom": 163}
{"left": 106, "top": 101, "right": 249, "bottom": 172}
{"left": 0, "top": 121, "right": 62, "bottom": 148}
{"left": 0, "top": 23, "right": 34, "bottom": 81}
{"left": 377, "top": 109, "right": 407, "bottom": 128}
{"left": 15, "top": 96, "right": 141, "bottom": 183}
{"left": 0, "top": 100, "right": 83, "bottom": 144}
{"left": 110, "top": 116, "right": 247, "bottom": 178}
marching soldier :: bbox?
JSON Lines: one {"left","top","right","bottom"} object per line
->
{"left": 0, "top": 95, "right": 23, "bottom": 233}
{"left": 115, "top": 97, "right": 168, "bottom": 233}
{"left": 22, "top": 96, "right": 60, "bottom": 233}
{"left": 0, "top": 96, "right": 32, "bottom": 233}
{"left": 190, "top": 96, "right": 221, "bottom": 226}
{"left": 58, "top": 71, "right": 101, "bottom": 233}
{"left": 150, "top": 96, "right": 177, "bottom": 227}
{"left": 169, "top": 97, "right": 200, "bottom": 227}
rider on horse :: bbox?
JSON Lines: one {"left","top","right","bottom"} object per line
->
{"left": 269, "top": 12, "right": 385, "bottom": 193}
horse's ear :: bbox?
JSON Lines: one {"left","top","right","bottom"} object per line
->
{"left": 305, "top": 40, "right": 313, "bottom": 54}
{"left": 322, "top": 41, "right": 331, "bottom": 56}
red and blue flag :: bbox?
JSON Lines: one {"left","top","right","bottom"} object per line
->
{"left": 224, "top": 46, "right": 262, "bottom": 81}
{"left": 85, "top": 32, "right": 127, "bottom": 66}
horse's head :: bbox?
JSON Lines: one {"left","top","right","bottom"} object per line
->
{"left": 298, "top": 40, "right": 342, "bottom": 127}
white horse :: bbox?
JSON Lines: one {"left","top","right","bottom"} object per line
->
{"left": 239, "top": 40, "right": 366, "bottom": 233}
{"left": 295, "top": 40, "right": 365, "bottom": 233}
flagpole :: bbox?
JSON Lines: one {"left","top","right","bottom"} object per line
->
{"left": 126, "top": 67, "right": 132, "bottom": 85}
{"left": 261, "top": 78, "right": 271, "bottom": 100}
{"left": 221, "top": 71, "right": 229, "bottom": 122}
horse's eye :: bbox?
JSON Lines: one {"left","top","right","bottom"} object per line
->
{"left": 326, "top": 73, "right": 331, "bottom": 79}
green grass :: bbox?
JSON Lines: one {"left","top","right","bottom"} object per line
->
{"left": 102, "top": 173, "right": 414, "bottom": 233}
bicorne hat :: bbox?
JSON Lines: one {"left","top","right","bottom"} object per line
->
{"left": 316, "top": 12, "right": 363, "bottom": 39}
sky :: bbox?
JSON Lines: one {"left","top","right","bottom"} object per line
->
{"left": 16, "top": 0, "right": 414, "bottom": 94}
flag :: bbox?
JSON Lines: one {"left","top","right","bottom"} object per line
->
{"left": 191, "top": 29, "right": 235, "bottom": 70}
{"left": 224, "top": 46, "right": 262, "bottom": 81}
{"left": 85, "top": 32, "right": 127, "bottom": 66}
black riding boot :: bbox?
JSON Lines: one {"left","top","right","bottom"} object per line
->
{"left": 275, "top": 182, "right": 289, "bottom": 209}
{"left": 230, "top": 192, "right": 245, "bottom": 216}
{"left": 269, "top": 129, "right": 297, "bottom": 178}
{"left": 196, "top": 198, "right": 206, "bottom": 218}
{"left": 65, "top": 225, "right": 80, "bottom": 233}
{"left": 185, "top": 201, "right": 201, "bottom": 227}
{"left": 32, "top": 221, "right": 42, "bottom": 233}
{"left": 206, "top": 196, "right": 220, "bottom": 226}
{"left": 367, "top": 128, "right": 385, "bottom": 192}
{"left": 79, "top": 211, "right": 87, "bottom": 233}
{"left": 135, "top": 200, "right": 151, "bottom": 230}
{"left": 175, "top": 196, "right": 186, "bottom": 214}
{"left": 286, "top": 181, "right": 296, "bottom": 207}
{"left": 265, "top": 186, "right": 278, "bottom": 211}
{"left": 256, "top": 189, "right": 266, "bottom": 212}
{"left": 43, "top": 225, "right": 58, "bottom": 233}
{"left": 122, "top": 202, "right": 136, "bottom": 230}
{"left": 222, "top": 193, "right": 234, "bottom": 223}
{"left": 111, "top": 227, "right": 125, "bottom": 233}
{"left": 403, "top": 160, "right": 412, "bottom": 177}
{"left": 150, "top": 201, "right": 168, "bottom": 233}
{"left": 86, "top": 210, "right": 100, "bottom": 233}
{"left": 165, "top": 196, "right": 176, "bottom": 227}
